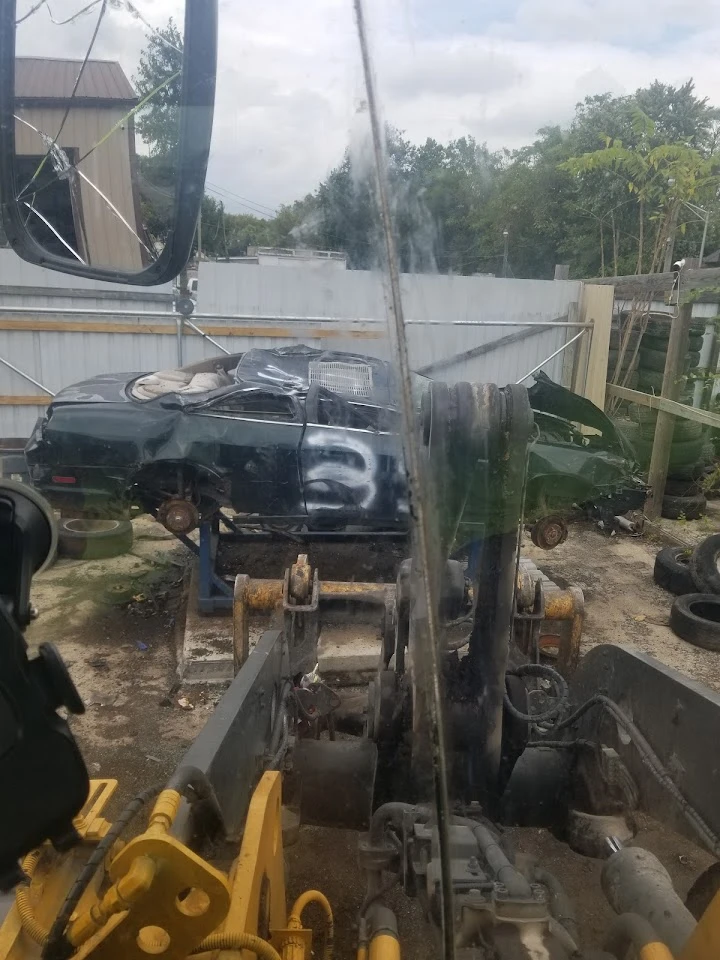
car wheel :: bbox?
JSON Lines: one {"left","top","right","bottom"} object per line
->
{"left": 58, "top": 518, "right": 134, "bottom": 560}
{"left": 661, "top": 493, "right": 706, "bottom": 521}
{"left": 653, "top": 546, "right": 694, "bottom": 595}
{"left": 670, "top": 594, "right": 720, "bottom": 651}
{"left": 689, "top": 534, "right": 720, "bottom": 595}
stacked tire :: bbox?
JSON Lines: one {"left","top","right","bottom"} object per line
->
{"left": 625, "top": 318, "right": 711, "bottom": 518}
{"left": 607, "top": 319, "right": 641, "bottom": 391}
{"left": 655, "top": 535, "right": 720, "bottom": 652}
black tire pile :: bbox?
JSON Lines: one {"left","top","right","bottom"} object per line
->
{"left": 615, "top": 318, "right": 713, "bottom": 520}
{"left": 606, "top": 321, "right": 641, "bottom": 390}
{"left": 655, "top": 535, "right": 720, "bottom": 652}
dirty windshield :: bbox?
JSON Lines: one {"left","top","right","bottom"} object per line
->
{"left": 8, "top": 2, "right": 720, "bottom": 960}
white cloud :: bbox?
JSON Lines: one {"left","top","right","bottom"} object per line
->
{"left": 13, "top": 0, "right": 720, "bottom": 213}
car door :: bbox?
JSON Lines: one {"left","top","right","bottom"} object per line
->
{"left": 190, "top": 386, "right": 305, "bottom": 517}
{"left": 300, "top": 385, "right": 407, "bottom": 527}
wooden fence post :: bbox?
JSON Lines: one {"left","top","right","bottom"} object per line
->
{"left": 645, "top": 302, "right": 693, "bottom": 519}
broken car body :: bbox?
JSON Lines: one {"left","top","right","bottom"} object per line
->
{"left": 26, "top": 347, "right": 644, "bottom": 541}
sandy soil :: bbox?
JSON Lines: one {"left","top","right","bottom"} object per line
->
{"left": 523, "top": 521, "right": 720, "bottom": 692}
{"left": 20, "top": 514, "right": 720, "bottom": 956}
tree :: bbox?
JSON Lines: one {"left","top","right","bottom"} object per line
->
{"left": 133, "top": 20, "right": 183, "bottom": 156}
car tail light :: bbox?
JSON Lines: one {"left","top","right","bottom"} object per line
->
{"left": 51, "top": 476, "right": 77, "bottom": 484}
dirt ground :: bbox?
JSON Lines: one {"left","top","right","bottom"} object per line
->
{"left": 20, "top": 514, "right": 720, "bottom": 957}
{"left": 524, "top": 519, "right": 720, "bottom": 692}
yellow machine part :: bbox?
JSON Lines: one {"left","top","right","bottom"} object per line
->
{"left": 680, "top": 888, "right": 720, "bottom": 960}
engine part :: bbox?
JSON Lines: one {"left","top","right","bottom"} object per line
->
{"left": 654, "top": 546, "right": 694, "bottom": 595}
{"left": 603, "top": 913, "right": 674, "bottom": 960}
{"left": 157, "top": 498, "right": 200, "bottom": 535}
{"left": 670, "top": 594, "right": 720, "bottom": 652}
{"left": 601, "top": 846, "right": 696, "bottom": 955}
{"left": 690, "top": 534, "right": 720, "bottom": 595}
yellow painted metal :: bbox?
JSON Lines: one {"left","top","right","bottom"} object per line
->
{"left": 638, "top": 944, "right": 675, "bottom": 960}
{"left": 356, "top": 947, "right": 368, "bottom": 960}
{"left": 1, "top": 781, "right": 119, "bottom": 960}
{"left": 71, "top": 824, "right": 231, "bottom": 960}
{"left": 192, "top": 933, "right": 282, "bottom": 960}
{"left": 73, "top": 780, "right": 118, "bottom": 842}
{"left": 67, "top": 856, "right": 155, "bottom": 947}
{"left": 287, "top": 891, "right": 333, "bottom": 960}
{"left": 145, "top": 790, "right": 182, "bottom": 835}
{"left": 218, "top": 772, "right": 292, "bottom": 960}
{"left": 679, "top": 888, "right": 720, "bottom": 960}
{"left": 368, "top": 933, "right": 401, "bottom": 960}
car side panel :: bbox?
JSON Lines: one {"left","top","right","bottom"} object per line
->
{"left": 300, "top": 424, "right": 407, "bottom": 526}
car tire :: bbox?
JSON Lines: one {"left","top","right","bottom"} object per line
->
{"left": 638, "top": 347, "right": 701, "bottom": 373}
{"left": 661, "top": 493, "right": 706, "bottom": 520}
{"left": 642, "top": 333, "right": 704, "bottom": 353}
{"left": 670, "top": 594, "right": 720, "bottom": 651}
{"left": 689, "top": 534, "right": 720, "bottom": 594}
{"left": 639, "top": 419, "right": 705, "bottom": 443}
{"left": 664, "top": 478, "right": 702, "bottom": 497}
{"left": 654, "top": 546, "right": 694, "bottom": 595}
{"left": 610, "top": 327, "right": 643, "bottom": 351}
{"left": 637, "top": 369, "right": 687, "bottom": 393}
{"left": 667, "top": 461, "right": 706, "bottom": 481}
{"left": 634, "top": 436, "right": 705, "bottom": 467}
{"left": 58, "top": 518, "right": 134, "bottom": 560}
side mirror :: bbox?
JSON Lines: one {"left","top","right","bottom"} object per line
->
{"left": 0, "top": 0, "right": 217, "bottom": 285}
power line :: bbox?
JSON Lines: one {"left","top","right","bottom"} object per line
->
{"left": 205, "top": 180, "right": 277, "bottom": 217}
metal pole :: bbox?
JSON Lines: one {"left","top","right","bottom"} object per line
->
{"left": 698, "top": 210, "right": 709, "bottom": 269}
{"left": 515, "top": 329, "right": 586, "bottom": 384}
{"left": 183, "top": 318, "right": 231, "bottom": 355}
{"left": 0, "top": 304, "right": 591, "bottom": 327}
{"left": 176, "top": 314, "right": 184, "bottom": 366}
{"left": 0, "top": 354, "right": 54, "bottom": 395}
{"left": 502, "top": 230, "right": 509, "bottom": 278}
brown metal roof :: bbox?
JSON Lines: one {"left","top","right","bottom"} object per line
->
{"left": 15, "top": 57, "right": 136, "bottom": 103}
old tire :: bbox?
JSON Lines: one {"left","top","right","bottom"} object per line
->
{"left": 58, "top": 518, "right": 133, "bottom": 560}
{"left": 661, "top": 493, "right": 707, "bottom": 520}
{"left": 664, "top": 478, "right": 702, "bottom": 497}
{"left": 654, "top": 546, "right": 694, "bottom": 595}
{"left": 638, "top": 419, "right": 705, "bottom": 442}
{"left": 634, "top": 436, "right": 705, "bottom": 468}
{"left": 637, "top": 369, "right": 687, "bottom": 393}
{"left": 667, "top": 461, "right": 707, "bottom": 482}
{"left": 670, "top": 594, "right": 720, "bottom": 651}
{"left": 641, "top": 332, "right": 704, "bottom": 353}
{"left": 689, "top": 534, "right": 720, "bottom": 594}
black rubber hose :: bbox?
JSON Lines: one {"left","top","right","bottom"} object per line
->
{"left": 165, "top": 765, "right": 225, "bottom": 838}
{"left": 503, "top": 663, "right": 569, "bottom": 724}
{"left": 603, "top": 912, "right": 660, "bottom": 957}
{"left": 558, "top": 694, "right": 720, "bottom": 857}
{"left": 451, "top": 817, "right": 532, "bottom": 900}
{"left": 369, "top": 803, "right": 432, "bottom": 844}
{"left": 42, "top": 782, "right": 164, "bottom": 960}
{"left": 534, "top": 867, "right": 580, "bottom": 944}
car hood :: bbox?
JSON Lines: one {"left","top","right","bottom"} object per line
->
{"left": 528, "top": 371, "right": 638, "bottom": 465}
{"left": 50, "top": 372, "right": 142, "bottom": 405}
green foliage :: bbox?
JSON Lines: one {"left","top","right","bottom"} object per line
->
{"left": 133, "top": 20, "right": 183, "bottom": 156}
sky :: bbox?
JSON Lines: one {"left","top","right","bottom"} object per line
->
{"left": 14, "top": 0, "right": 720, "bottom": 217}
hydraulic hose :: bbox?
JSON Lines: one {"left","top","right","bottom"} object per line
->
{"left": 43, "top": 781, "right": 164, "bottom": 960}
{"left": 16, "top": 849, "right": 49, "bottom": 946}
{"left": 503, "top": 663, "right": 569, "bottom": 725}
{"left": 533, "top": 867, "right": 580, "bottom": 944}
{"left": 191, "top": 933, "right": 282, "bottom": 960}
{"left": 451, "top": 817, "right": 531, "bottom": 899}
{"left": 289, "top": 889, "right": 334, "bottom": 960}
{"left": 558, "top": 694, "right": 720, "bottom": 857}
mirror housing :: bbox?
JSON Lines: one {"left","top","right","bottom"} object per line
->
{"left": 0, "top": 0, "right": 217, "bottom": 285}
